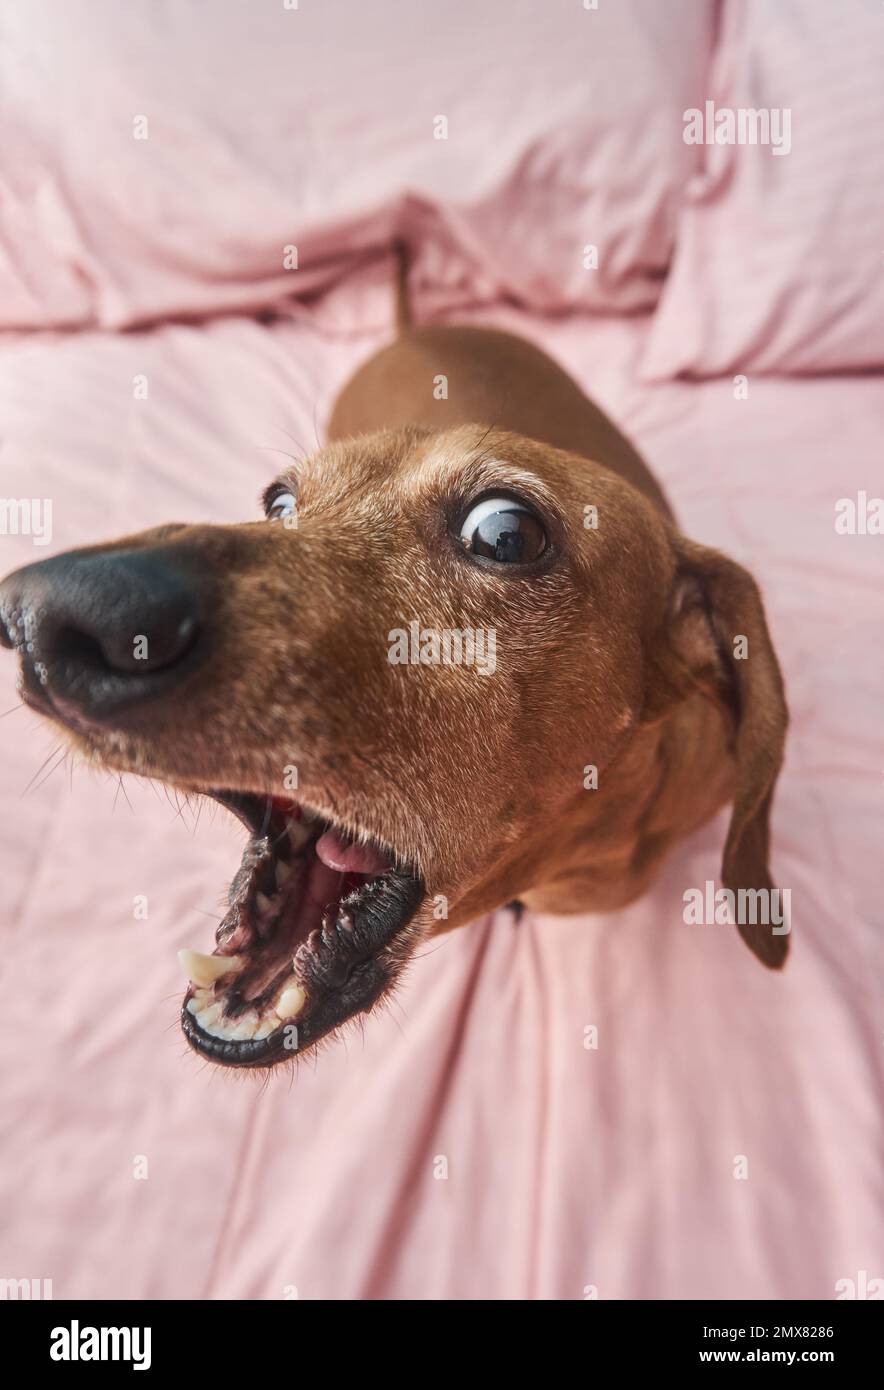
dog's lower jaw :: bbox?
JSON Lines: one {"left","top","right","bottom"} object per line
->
{"left": 182, "top": 878, "right": 427, "bottom": 1068}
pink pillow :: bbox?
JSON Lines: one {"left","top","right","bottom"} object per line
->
{"left": 642, "top": 0, "right": 884, "bottom": 378}
{"left": 0, "top": 0, "right": 715, "bottom": 331}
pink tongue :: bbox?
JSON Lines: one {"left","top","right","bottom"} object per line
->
{"left": 315, "top": 827, "right": 391, "bottom": 876}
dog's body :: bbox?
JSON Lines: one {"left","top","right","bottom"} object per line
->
{"left": 0, "top": 257, "right": 789, "bottom": 1067}
{"left": 329, "top": 323, "right": 673, "bottom": 520}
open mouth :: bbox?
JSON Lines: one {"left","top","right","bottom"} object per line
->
{"left": 179, "top": 794, "right": 425, "bottom": 1068}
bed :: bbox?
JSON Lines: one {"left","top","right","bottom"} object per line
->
{"left": 0, "top": 0, "right": 881, "bottom": 1300}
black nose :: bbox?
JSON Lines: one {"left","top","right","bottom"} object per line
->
{"left": 0, "top": 547, "right": 205, "bottom": 726}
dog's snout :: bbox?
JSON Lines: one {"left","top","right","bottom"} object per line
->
{"left": 0, "top": 547, "right": 206, "bottom": 726}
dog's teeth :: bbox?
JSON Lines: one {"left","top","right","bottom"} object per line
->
{"left": 196, "top": 1002, "right": 224, "bottom": 1028}
{"left": 275, "top": 859, "right": 291, "bottom": 887}
{"left": 288, "top": 819, "right": 311, "bottom": 850}
{"left": 256, "top": 891, "right": 275, "bottom": 918}
{"left": 209, "top": 1023, "right": 236, "bottom": 1041}
{"left": 277, "top": 985, "right": 306, "bottom": 1020}
{"left": 195, "top": 1015, "right": 230, "bottom": 1039}
{"left": 178, "top": 949, "right": 244, "bottom": 987}
{"left": 254, "top": 1018, "right": 277, "bottom": 1039}
{"left": 229, "top": 1012, "right": 259, "bottom": 1041}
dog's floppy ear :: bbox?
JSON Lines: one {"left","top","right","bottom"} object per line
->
{"left": 652, "top": 537, "right": 789, "bottom": 969}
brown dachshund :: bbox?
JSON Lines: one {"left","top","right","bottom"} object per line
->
{"left": 0, "top": 250, "right": 788, "bottom": 1069}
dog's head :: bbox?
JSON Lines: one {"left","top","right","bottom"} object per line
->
{"left": 0, "top": 425, "right": 788, "bottom": 1068}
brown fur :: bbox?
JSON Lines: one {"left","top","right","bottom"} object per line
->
{"left": 0, "top": 269, "right": 789, "bottom": 975}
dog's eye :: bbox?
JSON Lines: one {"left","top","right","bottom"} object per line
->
{"left": 459, "top": 497, "right": 547, "bottom": 564}
{"left": 266, "top": 490, "right": 297, "bottom": 523}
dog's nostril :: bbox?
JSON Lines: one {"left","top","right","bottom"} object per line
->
{"left": 53, "top": 619, "right": 198, "bottom": 681}
{"left": 51, "top": 625, "right": 113, "bottom": 680}
{"left": 90, "top": 610, "right": 200, "bottom": 675}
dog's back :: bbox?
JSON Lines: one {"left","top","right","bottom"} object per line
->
{"left": 327, "top": 250, "right": 672, "bottom": 520}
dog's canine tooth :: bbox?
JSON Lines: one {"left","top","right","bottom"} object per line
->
{"left": 287, "top": 818, "right": 311, "bottom": 850}
{"left": 196, "top": 1002, "right": 224, "bottom": 1028}
{"left": 275, "top": 859, "right": 292, "bottom": 887}
{"left": 277, "top": 985, "right": 306, "bottom": 1020}
{"left": 178, "top": 949, "right": 243, "bottom": 987}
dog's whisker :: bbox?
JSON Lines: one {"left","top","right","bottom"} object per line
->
{"left": 21, "top": 741, "right": 65, "bottom": 796}
{"left": 411, "top": 940, "right": 448, "bottom": 962}
{"left": 267, "top": 422, "right": 309, "bottom": 458}
{"left": 28, "top": 748, "right": 69, "bottom": 796}
{"left": 256, "top": 445, "right": 303, "bottom": 464}
{"left": 112, "top": 774, "right": 135, "bottom": 815}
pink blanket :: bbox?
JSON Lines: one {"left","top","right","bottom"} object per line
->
{"left": 1, "top": 305, "right": 881, "bottom": 1299}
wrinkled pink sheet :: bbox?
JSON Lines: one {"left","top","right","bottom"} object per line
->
{"left": 1, "top": 306, "right": 882, "bottom": 1300}
{"left": 0, "top": 0, "right": 713, "bottom": 331}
